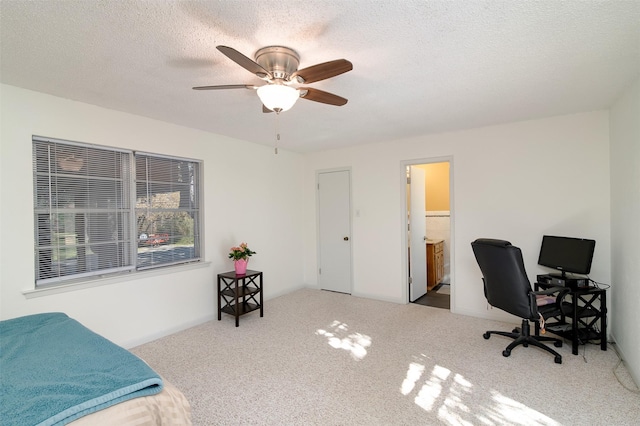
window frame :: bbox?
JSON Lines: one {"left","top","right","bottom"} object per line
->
{"left": 32, "top": 136, "right": 203, "bottom": 289}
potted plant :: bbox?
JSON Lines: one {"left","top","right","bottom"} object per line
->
{"left": 228, "top": 242, "right": 256, "bottom": 275}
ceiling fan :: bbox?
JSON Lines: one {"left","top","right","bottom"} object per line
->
{"left": 193, "top": 45, "right": 353, "bottom": 113}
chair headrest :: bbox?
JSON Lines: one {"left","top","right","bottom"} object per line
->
{"left": 472, "top": 238, "right": 512, "bottom": 248}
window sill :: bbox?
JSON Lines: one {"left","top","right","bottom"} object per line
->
{"left": 22, "top": 260, "right": 211, "bottom": 299}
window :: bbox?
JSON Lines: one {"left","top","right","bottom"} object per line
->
{"left": 32, "top": 136, "right": 202, "bottom": 287}
{"left": 135, "top": 154, "right": 201, "bottom": 270}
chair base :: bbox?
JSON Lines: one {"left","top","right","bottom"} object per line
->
{"left": 483, "top": 319, "right": 563, "bottom": 364}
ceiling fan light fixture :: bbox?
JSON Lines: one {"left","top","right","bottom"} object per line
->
{"left": 257, "top": 84, "right": 299, "bottom": 112}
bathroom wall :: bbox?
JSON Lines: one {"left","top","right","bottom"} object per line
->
{"left": 422, "top": 162, "right": 450, "bottom": 282}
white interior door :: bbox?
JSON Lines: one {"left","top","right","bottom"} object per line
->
{"left": 409, "top": 166, "right": 427, "bottom": 301}
{"left": 318, "top": 170, "right": 352, "bottom": 294}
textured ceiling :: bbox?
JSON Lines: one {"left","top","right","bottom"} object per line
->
{"left": 1, "top": 0, "right": 639, "bottom": 153}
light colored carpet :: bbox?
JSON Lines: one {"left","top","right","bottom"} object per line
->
{"left": 132, "top": 288, "right": 639, "bottom": 425}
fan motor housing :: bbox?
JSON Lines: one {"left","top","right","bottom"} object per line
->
{"left": 254, "top": 46, "right": 300, "bottom": 80}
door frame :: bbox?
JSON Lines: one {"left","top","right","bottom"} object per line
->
{"left": 400, "top": 156, "right": 455, "bottom": 310}
{"left": 315, "top": 167, "right": 353, "bottom": 293}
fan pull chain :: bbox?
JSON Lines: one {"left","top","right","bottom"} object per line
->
{"left": 274, "top": 111, "right": 280, "bottom": 154}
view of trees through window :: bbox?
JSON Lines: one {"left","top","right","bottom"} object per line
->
{"left": 135, "top": 155, "right": 200, "bottom": 270}
{"left": 137, "top": 192, "right": 193, "bottom": 245}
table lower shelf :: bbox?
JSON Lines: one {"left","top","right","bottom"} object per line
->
{"left": 220, "top": 286, "right": 260, "bottom": 298}
{"left": 221, "top": 302, "right": 259, "bottom": 316}
{"left": 546, "top": 323, "right": 602, "bottom": 343}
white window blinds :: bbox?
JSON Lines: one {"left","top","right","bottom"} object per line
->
{"left": 33, "top": 138, "right": 134, "bottom": 285}
{"left": 33, "top": 137, "right": 202, "bottom": 288}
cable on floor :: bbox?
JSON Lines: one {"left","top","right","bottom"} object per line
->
{"left": 608, "top": 342, "right": 640, "bottom": 394}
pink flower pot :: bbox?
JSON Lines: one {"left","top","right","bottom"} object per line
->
{"left": 234, "top": 259, "right": 248, "bottom": 275}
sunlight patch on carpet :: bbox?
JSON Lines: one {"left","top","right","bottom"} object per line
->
{"left": 436, "top": 373, "right": 473, "bottom": 425}
{"left": 401, "top": 362, "right": 425, "bottom": 395}
{"left": 398, "top": 359, "right": 559, "bottom": 425}
{"left": 414, "top": 365, "right": 451, "bottom": 411}
{"left": 486, "top": 391, "right": 561, "bottom": 426}
{"left": 316, "top": 320, "right": 372, "bottom": 360}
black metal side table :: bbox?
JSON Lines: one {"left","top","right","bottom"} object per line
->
{"left": 217, "top": 270, "right": 263, "bottom": 327}
{"left": 535, "top": 281, "right": 607, "bottom": 355}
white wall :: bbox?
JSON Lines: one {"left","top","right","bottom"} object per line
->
{"left": 0, "top": 84, "right": 306, "bottom": 347}
{"left": 610, "top": 75, "right": 640, "bottom": 386}
{"left": 303, "top": 111, "right": 611, "bottom": 321}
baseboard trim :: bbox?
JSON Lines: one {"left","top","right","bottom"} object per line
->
{"left": 123, "top": 313, "right": 215, "bottom": 349}
{"left": 454, "top": 306, "right": 519, "bottom": 323}
{"left": 124, "top": 285, "right": 309, "bottom": 349}
{"left": 350, "top": 291, "right": 404, "bottom": 304}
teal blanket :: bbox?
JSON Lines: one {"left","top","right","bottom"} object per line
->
{"left": 0, "top": 313, "right": 163, "bottom": 426}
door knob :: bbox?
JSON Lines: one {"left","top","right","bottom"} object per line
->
{"left": 344, "top": 236, "right": 349, "bottom": 241}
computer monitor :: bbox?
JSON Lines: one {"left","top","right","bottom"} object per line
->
{"left": 537, "top": 235, "right": 596, "bottom": 278}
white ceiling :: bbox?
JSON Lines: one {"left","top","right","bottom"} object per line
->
{"left": 1, "top": 1, "right": 639, "bottom": 153}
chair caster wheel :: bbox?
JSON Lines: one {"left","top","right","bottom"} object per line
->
{"left": 554, "top": 341, "right": 562, "bottom": 348}
{"left": 512, "top": 328, "right": 519, "bottom": 333}
{"left": 483, "top": 332, "right": 490, "bottom": 339}
{"left": 502, "top": 350, "right": 511, "bottom": 357}
{"left": 555, "top": 356, "right": 562, "bottom": 364}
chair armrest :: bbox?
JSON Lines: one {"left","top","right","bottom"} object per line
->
{"left": 533, "top": 287, "right": 570, "bottom": 309}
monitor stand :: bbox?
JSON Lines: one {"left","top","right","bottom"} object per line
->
{"left": 549, "top": 271, "right": 568, "bottom": 279}
{"left": 544, "top": 271, "right": 589, "bottom": 288}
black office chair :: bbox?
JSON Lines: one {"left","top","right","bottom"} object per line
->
{"left": 471, "top": 238, "right": 565, "bottom": 364}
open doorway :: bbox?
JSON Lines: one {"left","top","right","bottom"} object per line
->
{"left": 405, "top": 160, "right": 452, "bottom": 309}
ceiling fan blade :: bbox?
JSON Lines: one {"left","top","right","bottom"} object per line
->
{"left": 217, "top": 45, "right": 272, "bottom": 79}
{"left": 292, "top": 59, "right": 353, "bottom": 84}
{"left": 262, "top": 105, "right": 273, "bottom": 113}
{"left": 299, "top": 88, "right": 348, "bottom": 106}
{"left": 192, "top": 84, "right": 256, "bottom": 90}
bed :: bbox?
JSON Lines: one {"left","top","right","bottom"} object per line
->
{"left": 0, "top": 312, "right": 191, "bottom": 425}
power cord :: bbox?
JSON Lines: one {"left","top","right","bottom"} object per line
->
{"left": 585, "top": 281, "right": 640, "bottom": 392}
{"left": 577, "top": 338, "right": 639, "bottom": 392}
{"left": 586, "top": 276, "right": 610, "bottom": 290}
{"left": 608, "top": 341, "right": 640, "bottom": 394}
{"left": 552, "top": 281, "right": 636, "bottom": 391}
